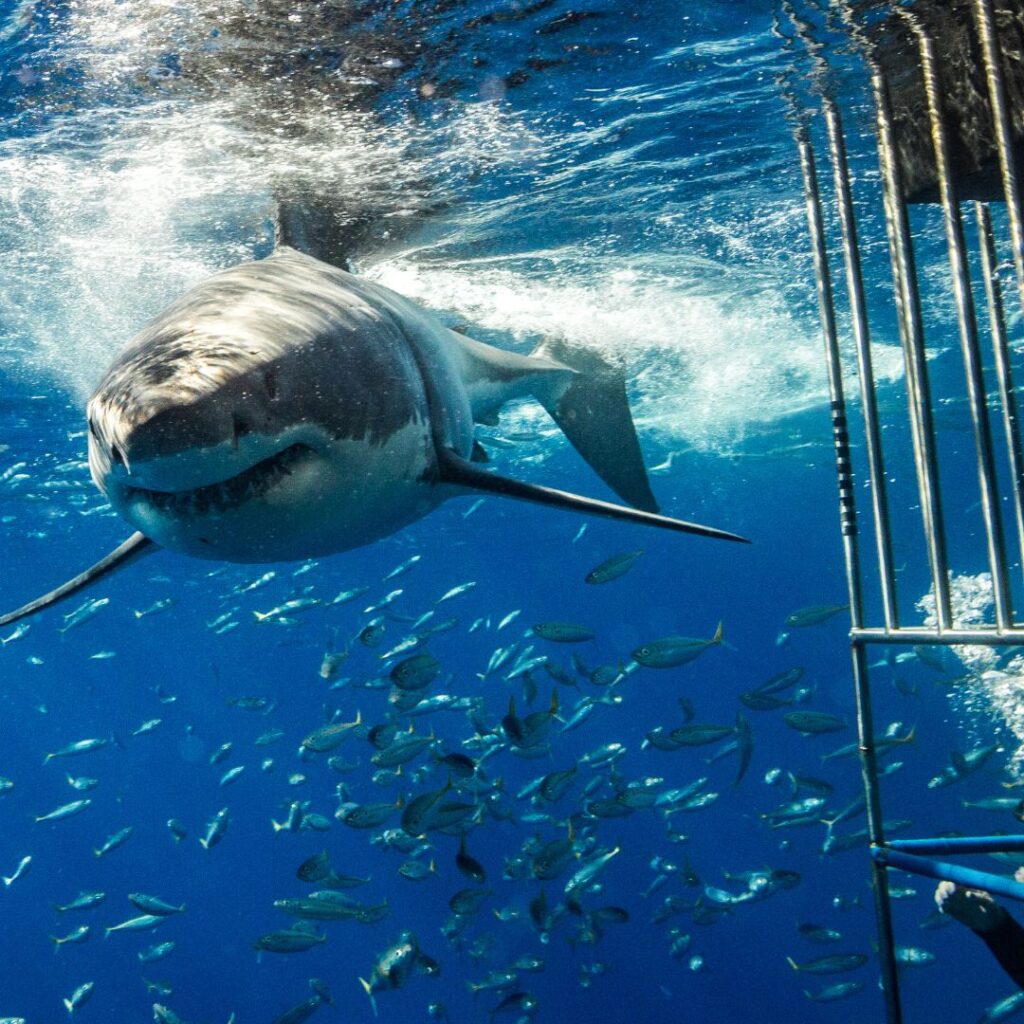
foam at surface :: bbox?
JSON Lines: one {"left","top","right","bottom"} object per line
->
{"left": 919, "top": 573, "right": 1024, "bottom": 771}
{"left": 0, "top": 1, "right": 910, "bottom": 457}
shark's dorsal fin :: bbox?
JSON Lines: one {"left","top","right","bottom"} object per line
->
{"left": 435, "top": 449, "right": 748, "bottom": 544}
{"left": 0, "top": 532, "right": 156, "bottom": 627}
{"left": 274, "top": 197, "right": 373, "bottom": 272}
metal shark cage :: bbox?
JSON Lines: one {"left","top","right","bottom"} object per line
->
{"left": 789, "top": 1, "right": 1024, "bottom": 1020}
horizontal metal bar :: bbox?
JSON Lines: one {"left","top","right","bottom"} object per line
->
{"left": 888, "top": 836, "right": 1024, "bottom": 855}
{"left": 873, "top": 847, "right": 1024, "bottom": 904}
{"left": 853, "top": 627, "right": 1024, "bottom": 646}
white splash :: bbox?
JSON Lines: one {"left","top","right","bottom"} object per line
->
{"left": 0, "top": 0, "right": 909, "bottom": 458}
{"left": 366, "top": 253, "right": 906, "bottom": 453}
{"left": 918, "top": 572, "right": 1024, "bottom": 772}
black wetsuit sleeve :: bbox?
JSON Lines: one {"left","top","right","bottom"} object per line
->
{"left": 976, "top": 914, "right": 1024, "bottom": 990}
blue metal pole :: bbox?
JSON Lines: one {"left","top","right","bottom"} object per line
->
{"left": 873, "top": 848, "right": 1024, "bottom": 904}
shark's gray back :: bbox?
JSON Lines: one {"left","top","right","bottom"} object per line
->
{"left": 89, "top": 247, "right": 475, "bottom": 472}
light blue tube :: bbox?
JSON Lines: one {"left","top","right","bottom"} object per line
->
{"left": 887, "top": 835, "right": 1024, "bottom": 855}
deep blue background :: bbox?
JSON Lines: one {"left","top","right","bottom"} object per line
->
{"left": 0, "top": 1, "right": 1022, "bottom": 1022}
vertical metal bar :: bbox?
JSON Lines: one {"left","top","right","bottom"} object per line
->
{"left": 824, "top": 96, "right": 900, "bottom": 630}
{"left": 798, "top": 132, "right": 861, "bottom": 617}
{"left": 908, "top": 13, "right": 1012, "bottom": 630}
{"left": 797, "top": 129, "right": 903, "bottom": 1024}
{"left": 853, "top": 641, "right": 904, "bottom": 1024}
{"left": 871, "top": 67, "right": 954, "bottom": 630}
{"left": 977, "top": 201, "right": 1024, "bottom": 592}
{"left": 973, "top": 0, "right": 1024, "bottom": 312}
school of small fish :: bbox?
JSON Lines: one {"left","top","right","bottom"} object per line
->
{"left": 2, "top": 524, "right": 1022, "bottom": 1024}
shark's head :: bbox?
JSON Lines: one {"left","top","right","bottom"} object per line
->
{"left": 88, "top": 350, "right": 327, "bottom": 562}
{"left": 86, "top": 259, "right": 438, "bottom": 562}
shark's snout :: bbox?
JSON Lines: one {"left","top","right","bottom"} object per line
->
{"left": 123, "top": 402, "right": 243, "bottom": 467}
{"left": 88, "top": 367, "right": 293, "bottom": 496}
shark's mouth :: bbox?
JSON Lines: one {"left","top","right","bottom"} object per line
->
{"left": 120, "top": 443, "right": 315, "bottom": 516}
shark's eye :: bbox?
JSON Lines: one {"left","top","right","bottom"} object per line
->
{"left": 87, "top": 416, "right": 99, "bottom": 441}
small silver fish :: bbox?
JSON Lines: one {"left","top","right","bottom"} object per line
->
{"left": 384, "top": 555, "right": 421, "bottom": 581}
{"left": 436, "top": 582, "right": 477, "bottom": 603}
{"left": 133, "top": 598, "right": 176, "bottom": 619}
{"left": 138, "top": 941, "right": 176, "bottom": 964}
{"left": 59, "top": 597, "right": 110, "bottom": 633}
{"left": 35, "top": 798, "right": 92, "bottom": 823}
{"left": 633, "top": 623, "right": 723, "bottom": 668}
{"left": 234, "top": 570, "right": 276, "bottom": 594}
{"left": 3, "top": 855, "right": 31, "bottom": 887}
{"left": 532, "top": 622, "right": 595, "bottom": 643}
{"left": 200, "top": 808, "right": 230, "bottom": 851}
{"left": 63, "top": 981, "right": 95, "bottom": 1014}
{"left": 94, "top": 826, "right": 134, "bottom": 857}
{"left": 585, "top": 550, "right": 643, "bottom": 585}
{"left": 105, "top": 914, "right": 165, "bottom": 936}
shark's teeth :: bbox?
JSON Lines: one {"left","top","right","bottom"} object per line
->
{"left": 124, "top": 443, "right": 313, "bottom": 517}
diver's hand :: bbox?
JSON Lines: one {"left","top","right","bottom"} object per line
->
{"left": 935, "top": 881, "right": 1010, "bottom": 933}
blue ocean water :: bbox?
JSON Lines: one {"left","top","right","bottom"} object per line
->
{"left": 0, "top": 0, "right": 1022, "bottom": 1021}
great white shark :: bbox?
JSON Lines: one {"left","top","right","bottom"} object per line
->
{"left": 0, "top": 241, "right": 747, "bottom": 628}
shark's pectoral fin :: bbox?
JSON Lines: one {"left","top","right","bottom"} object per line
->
{"left": 0, "top": 532, "right": 157, "bottom": 627}
{"left": 435, "top": 449, "right": 749, "bottom": 544}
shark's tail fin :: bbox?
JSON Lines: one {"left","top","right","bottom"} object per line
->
{"left": 530, "top": 336, "right": 659, "bottom": 513}
{"left": 441, "top": 331, "right": 747, "bottom": 543}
